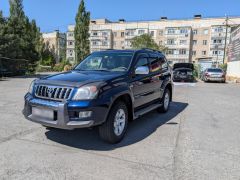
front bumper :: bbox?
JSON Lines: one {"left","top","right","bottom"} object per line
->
{"left": 23, "top": 93, "right": 109, "bottom": 130}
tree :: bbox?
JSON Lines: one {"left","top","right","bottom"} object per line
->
{"left": 131, "top": 34, "right": 168, "bottom": 53}
{"left": 40, "top": 42, "right": 55, "bottom": 66}
{"left": 74, "top": 0, "right": 90, "bottom": 64}
{"left": 0, "top": 11, "right": 8, "bottom": 57}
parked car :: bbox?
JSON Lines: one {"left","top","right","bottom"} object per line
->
{"left": 23, "top": 49, "right": 173, "bottom": 143}
{"left": 172, "top": 63, "right": 194, "bottom": 82}
{"left": 202, "top": 68, "right": 226, "bottom": 83}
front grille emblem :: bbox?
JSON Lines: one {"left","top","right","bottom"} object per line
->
{"left": 47, "top": 87, "right": 54, "bottom": 97}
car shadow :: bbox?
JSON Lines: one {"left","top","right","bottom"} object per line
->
{"left": 45, "top": 101, "right": 188, "bottom": 151}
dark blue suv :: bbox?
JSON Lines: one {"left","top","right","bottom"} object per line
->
{"left": 23, "top": 49, "right": 173, "bottom": 143}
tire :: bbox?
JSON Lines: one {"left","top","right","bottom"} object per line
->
{"left": 99, "top": 101, "right": 128, "bottom": 144}
{"left": 158, "top": 88, "right": 171, "bottom": 113}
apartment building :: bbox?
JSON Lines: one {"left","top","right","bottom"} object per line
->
{"left": 42, "top": 30, "right": 66, "bottom": 63}
{"left": 227, "top": 25, "right": 240, "bottom": 82}
{"left": 66, "top": 15, "right": 240, "bottom": 65}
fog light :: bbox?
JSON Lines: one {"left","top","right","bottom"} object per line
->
{"left": 79, "top": 111, "right": 92, "bottom": 118}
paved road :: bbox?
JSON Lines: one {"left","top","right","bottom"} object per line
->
{"left": 0, "top": 77, "right": 240, "bottom": 180}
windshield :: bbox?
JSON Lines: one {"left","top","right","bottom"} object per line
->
{"left": 207, "top": 68, "right": 223, "bottom": 73}
{"left": 75, "top": 52, "right": 134, "bottom": 72}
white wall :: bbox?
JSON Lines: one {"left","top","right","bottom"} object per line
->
{"left": 227, "top": 61, "right": 240, "bottom": 77}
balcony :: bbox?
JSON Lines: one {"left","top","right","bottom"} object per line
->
{"left": 166, "top": 54, "right": 189, "bottom": 59}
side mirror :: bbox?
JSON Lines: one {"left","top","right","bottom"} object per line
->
{"left": 135, "top": 66, "right": 150, "bottom": 75}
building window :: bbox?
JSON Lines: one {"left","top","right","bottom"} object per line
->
{"left": 92, "top": 41, "right": 98, "bottom": 46}
{"left": 102, "top": 41, "right": 108, "bottom": 46}
{"left": 150, "top": 31, "right": 155, "bottom": 37}
{"left": 167, "top": 39, "right": 175, "bottom": 45}
{"left": 102, "top": 32, "right": 108, "bottom": 36}
{"left": 203, "top": 40, "right": 208, "bottom": 45}
{"left": 113, "top": 32, "right": 117, "bottom": 37}
{"left": 113, "top": 41, "right": 117, "bottom": 46}
{"left": 193, "top": 40, "right": 197, "bottom": 45}
{"left": 203, "top": 29, "right": 209, "bottom": 35}
{"left": 213, "top": 50, "right": 221, "bottom": 55}
{"left": 138, "top": 30, "right": 145, "bottom": 35}
{"left": 159, "top": 30, "right": 163, "bottom": 36}
{"left": 121, "top": 32, "right": 125, "bottom": 37}
{"left": 180, "top": 40, "right": 187, "bottom": 45}
{"left": 159, "top": 41, "right": 163, "bottom": 45}
{"left": 179, "top": 49, "right": 186, "bottom": 55}
{"left": 202, "top": 51, "right": 207, "bottom": 55}
{"left": 68, "top": 41, "right": 73, "bottom": 45}
{"left": 214, "top": 27, "right": 223, "bottom": 33}
{"left": 213, "top": 39, "right": 222, "bottom": 44}
{"left": 180, "top": 28, "right": 188, "bottom": 34}
{"left": 68, "top": 33, "right": 73, "bottom": 37}
{"left": 167, "top": 28, "right": 175, "bottom": 34}
{"left": 167, "top": 49, "right": 174, "bottom": 55}
{"left": 93, "top": 32, "right": 98, "bottom": 36}
{"left": 192, "top": 51, "right": 196, "bottom": 56}
{"left": 193, "top": 30, "right": 198, "bottom": 35}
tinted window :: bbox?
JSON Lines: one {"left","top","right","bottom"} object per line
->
{"left": 135, "top": 57, "right": 148, "bottom": 68}
{"left": 149, "top": 57, "right": 161, "bottom": 72}
{"left": 207, "top": 68, "right": 223, "bottom": 73}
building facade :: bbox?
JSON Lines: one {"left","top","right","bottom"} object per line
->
{"left": 227, "top": 25, "right": 240, "bottom": 82}
{"left": 42, "top": 31, "right": 66, "bottom": 63}
{"left": 66, "top": 16, "right": 240, "bottom": 65}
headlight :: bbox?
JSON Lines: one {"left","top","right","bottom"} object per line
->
{"left": 28, "top": 81, "right": 35, "bottom": 94}
{"left": 73, "top": 85, "right": 98, "bottom": 100}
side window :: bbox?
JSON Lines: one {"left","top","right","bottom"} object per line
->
{"left": 149, "top": 56, "right": 161, "bottom": 72}
{"left": 160, "top": 56, "right": 169, "bottom": 70}
{"left": 135, "top": 57, "right": 148, "bottom": 68}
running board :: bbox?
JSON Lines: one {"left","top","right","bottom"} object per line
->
{"left": 133, "top": 103, "right": 162, "bottom": 120}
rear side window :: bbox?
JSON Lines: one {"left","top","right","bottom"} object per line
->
{"left": 149, "top": 56, "right": 161, "bottom": 72}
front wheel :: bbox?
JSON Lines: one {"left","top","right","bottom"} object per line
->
{"left": 158, "top": 89, "right": 171, "bottom": 113}
{"left": 99, "top": 101, "right": 128, "bottom": 144}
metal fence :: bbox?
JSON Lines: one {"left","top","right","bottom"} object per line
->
{"left": 0, "top": 57, "right": 28, "bottom": 77}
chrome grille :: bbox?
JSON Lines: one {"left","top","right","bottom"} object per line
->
{"left": 35, "top": 85, "right": 73, "bottom": 101}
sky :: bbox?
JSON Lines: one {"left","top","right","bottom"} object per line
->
{"left": 1, "top": 0, "right": 240, "bottom": 32}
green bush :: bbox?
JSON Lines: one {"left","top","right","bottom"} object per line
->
{"left": 36, "top": 65, "right": 53, "bottom": 72}
{"left": 219, "top": 63, "right": 227, "bottom": 72}
{"left": 52, "top": 61, "right": 72, "bottom": 72}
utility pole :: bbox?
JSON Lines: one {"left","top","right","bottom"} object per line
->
{"left": 223, "top": 16, "right": 229, "bottom": 64}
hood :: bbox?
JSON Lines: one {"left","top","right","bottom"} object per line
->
{"left": 36, "top": 70, "right": 124, "bottom": 87}
{"left": 173, "top": 63, "right": 194, "bottom": 71}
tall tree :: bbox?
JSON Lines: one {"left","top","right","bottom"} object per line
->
{"left": 7, "top": 0, "right": 27, "bottom": 59}
{"left": 74, "top": 0, "right": 90, "bottom": 63}
{"left": 0, "top": 11, "right": 8, "bottom": 57}
{"left": 131, "top": 34, "right": 168, "bottom": 53}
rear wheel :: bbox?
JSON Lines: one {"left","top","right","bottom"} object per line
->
{"left": 158, "top": 88, "right": 171, "bottom": 113}
{"left": 99, "top": 101, "right": 128, "bottom": 144}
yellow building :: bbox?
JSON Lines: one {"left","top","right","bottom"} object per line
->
{"left": 66, "top": 15, "right": 240, "bottom": 65}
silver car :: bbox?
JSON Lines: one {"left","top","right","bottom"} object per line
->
{"left": 202, "top": 68, "right": 226, "bottom": 83}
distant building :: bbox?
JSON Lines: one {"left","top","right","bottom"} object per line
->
{"left": 42, "top": 31, "right": 66, "bottom": 63}
{"left": 227, "top": 26, "right": 240, "bottom": 82}
{"left": 66, "top": 16, "right": 240, "bottom": 65}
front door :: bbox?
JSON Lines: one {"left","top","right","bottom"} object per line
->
{"left": 131, "top": 54, "right": 155, "bottom": 108}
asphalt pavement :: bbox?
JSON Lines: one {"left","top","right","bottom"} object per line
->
{"left": 0, "top": 76, "right": 240, "bottom": 180}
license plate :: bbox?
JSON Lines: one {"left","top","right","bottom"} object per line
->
{"left": 32, "top": 107, "right": 54, "bottom": 120}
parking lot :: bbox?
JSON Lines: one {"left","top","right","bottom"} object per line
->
{"left": 0, "top": 77, "right": 240, "bottom": 180}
